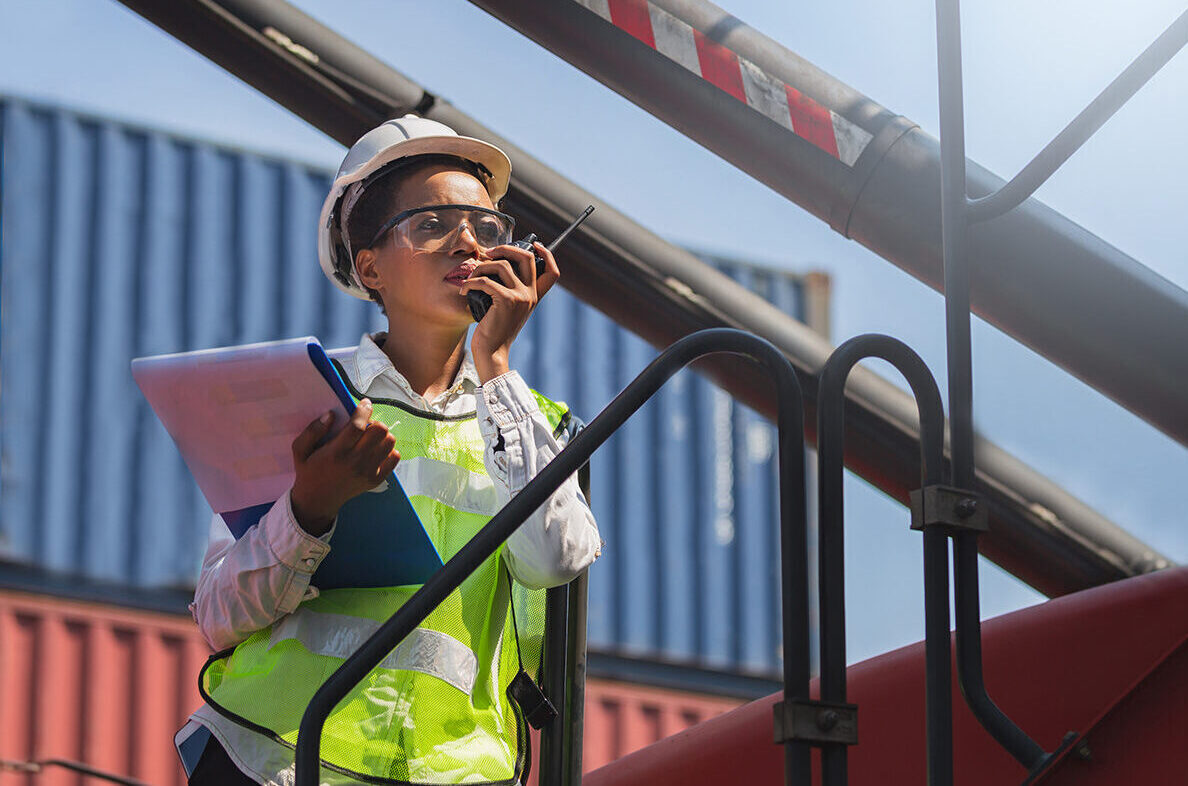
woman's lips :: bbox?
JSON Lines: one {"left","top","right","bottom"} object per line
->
{"left": 445, "top": 264, "right": 476, "bottom": 285}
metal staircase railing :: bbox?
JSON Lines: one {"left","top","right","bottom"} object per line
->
{"left": 293, "top": 328, "right": 809, "bottom": 786}
{"left": 536, "top": 461, "right": 592, "bottom": 786}
{"left": 288, "top": 323, "right": 1029, "bottom": 786}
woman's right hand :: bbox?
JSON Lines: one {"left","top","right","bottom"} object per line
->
{"left": 289, "top": 399, "right": 400, "bottom": 536}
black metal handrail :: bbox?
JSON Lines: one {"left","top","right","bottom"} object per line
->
{"left": 935, "top": 0, "right": 1049, "bottom": 772}
{"left": 816, "top": 334, "right": 949, "bottom": 786}
{"left": 293, "top": 328, "right": 808, "bottom": 786}
{"left": 558, "top": 569, "right": 589, "bottom": 784}
{"left": 822, "top": 334, "right": 950, "bottom": 786}
{"left": 538, "top": 461, "right": 591, "bottom": 786}
{"left": 538, "top": 574, "right": 576, "bottom": 784}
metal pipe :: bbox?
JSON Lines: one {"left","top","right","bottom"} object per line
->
{"left": 561, "top": 466, "right": 593, "bottom": 785}
{"left": 469, "top": 0, "right": 1188, "bottom": 449}
{"left": 935, "top": 0, "right": 974, "bottom": 491}
{"left": 969, "top": 8, "right": 1188, "bottom": 223}
{"left": 114, "top": 0, "right": 1174, "bottom": 598}
{"left": 817, "top": 334, "right": 949, "bottom": 786}
{"left": 562, "top": 571, "right": 589, "bottom": 785}
{"left": 922, "top": 529, "right": 954, "bottom": 786}
{"left": 774, "top": 360, "right": 811, "bottom": 786}
{"left": 952, "top": 532, "right": 1046, "bottom": 769}
{"left": 539, "top": 584, "right": 570, "bottom": 785}
{"left": 292, "top": 329, "right": 809, "bottom": 786}
{"left": 935, "top": 0, "right": 1045, "bottom": 770}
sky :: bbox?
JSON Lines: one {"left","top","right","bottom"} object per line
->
{"left": 1, "top": 0, "right": 1185, "bottom": 662}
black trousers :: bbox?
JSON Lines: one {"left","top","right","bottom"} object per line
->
{"left": 189, "top": 736, "right": 259, "bottom": 785}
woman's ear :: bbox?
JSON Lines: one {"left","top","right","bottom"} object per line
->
{"left": 355, "top": 248, "right": 381, "bottom": 291}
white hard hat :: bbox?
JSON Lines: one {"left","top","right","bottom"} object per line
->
{"left": 318, "top": 114, "right": 512, "bottom": 299}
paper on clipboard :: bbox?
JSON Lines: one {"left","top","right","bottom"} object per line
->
{"left": 132, "top": 337, "right": 444, "bottom": 589}
{"left": 131, "top": 337, "right": 353, "bottom": 513}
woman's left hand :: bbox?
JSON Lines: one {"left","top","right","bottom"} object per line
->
{"left": 463, "top": 240, "right": 560, "bottom": 382}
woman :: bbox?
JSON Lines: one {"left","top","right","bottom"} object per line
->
{"left": 176, "top": 116, "right": 601, "bottom": 785}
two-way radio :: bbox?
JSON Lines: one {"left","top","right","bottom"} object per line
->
{"left": 466, "top": 205, "right": 596, "bottom": 322}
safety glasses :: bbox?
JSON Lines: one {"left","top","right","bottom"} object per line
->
{"left": 368, "top": 204, "right": 516, "bottom": 252}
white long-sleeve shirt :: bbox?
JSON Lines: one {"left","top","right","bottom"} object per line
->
{"left": 179, "top": 333, "right": 600, "bottom": 784}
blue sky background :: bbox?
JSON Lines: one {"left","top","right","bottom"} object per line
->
{"left": 2, "top": 0, "right": 1185, "bottom": 663}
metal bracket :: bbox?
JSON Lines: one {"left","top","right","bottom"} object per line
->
{"left": 910, "top": 484, "right": 989, "bottom": 533}
{"left": 773, "top": 700, "right": 858, "bottom": 746}
{"left": 1020, "top": 731, "right": 1083, "bottom": 785}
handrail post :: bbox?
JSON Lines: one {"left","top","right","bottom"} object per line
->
{"left": 557, "top": 460, "right": 593, "bottom": 785}
{"left": 538, "top": 582, "right": 570, "bottom": 786}
{"left": 816, "top": 334, "right": 949, "bottom": 786}
{"left": 292, "top": 328, "right": 809, "bottom": 786}
{"left": 935, "top": 0, "right": 1052, "bottom": 774}
{"left": 561, "top": 570, "right": 588, "bottom": 785}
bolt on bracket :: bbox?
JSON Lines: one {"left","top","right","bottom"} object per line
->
{"left": 773, "top": 699, "right": 858, "bottom": 746}
{"left": 910, "top": 484, "right": 989, "bottom": 533}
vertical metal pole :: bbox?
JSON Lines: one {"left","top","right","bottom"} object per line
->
{"left": 562, "top": 571, "right": 588, "bottom": 785}
{"left": 562, "top": 464, "right": 593, "bottom": 786}
{"left": 778, "top": 401, "right": 813, "bottom": 785}
{"left": 934, "top": 0, "right": 1047, "bottom": 772}
{"left": 817, "top": 374, "right": 849, "bottom": 786}
{"left": 933, "top": 9, "right": 978, "bottom": 775}
{"left": 539, "top": 584, "right": 569, "bottom": 785}
{"left": 935, "top": 0, "right": 973, "bottom": 490}
{"left": 922, "top": 529, "right": 954, "bottom": 786}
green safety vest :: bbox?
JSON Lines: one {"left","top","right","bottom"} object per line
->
{"left": 200, "top": 383, "right": 572, "bottom": 785}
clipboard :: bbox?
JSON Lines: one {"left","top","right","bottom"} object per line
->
{"left": 132, "top": 337, "right": 443, "bottom": 589}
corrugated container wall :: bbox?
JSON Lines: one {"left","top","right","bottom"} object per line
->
{"left": 0, "top": 592, "right": 208, "bottom": 786}
{"left": 0, "top": 98, "right": 824, "bottom": 678}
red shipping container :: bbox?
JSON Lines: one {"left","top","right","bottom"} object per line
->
{"left": 579, "top": 680, "right": 743, "bottom": 770}
{"left": 0, "top": 591, "right": 207, "bottom": 786}
{"left": 0, "top": 590, "right": 745, "bottom": 785}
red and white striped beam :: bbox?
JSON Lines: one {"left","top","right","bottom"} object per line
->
{"left": 576, "top": 0, "right": 874, "bottom": 166}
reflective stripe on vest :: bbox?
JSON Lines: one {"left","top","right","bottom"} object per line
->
{"left": 394, "top": 455, "right": 499, "bottom": 516}
{"left": 269, "top": 610, "right": 479, "bottom": 695}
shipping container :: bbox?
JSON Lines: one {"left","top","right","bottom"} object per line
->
{"left": 0, "top": 96, "right": 827, "bottom": 679}
{"left": 577, "top": 680, "right": 744, "bottom": 771}
{"left": 0, "top": 590, "right": 207, "bottom": 786}
{"left": 0, "top": 589, "right": 747, "bottom": 785}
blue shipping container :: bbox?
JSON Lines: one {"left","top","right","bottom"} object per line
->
{"left": 0, "top": 98, "right": 827, "bottom": 677}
